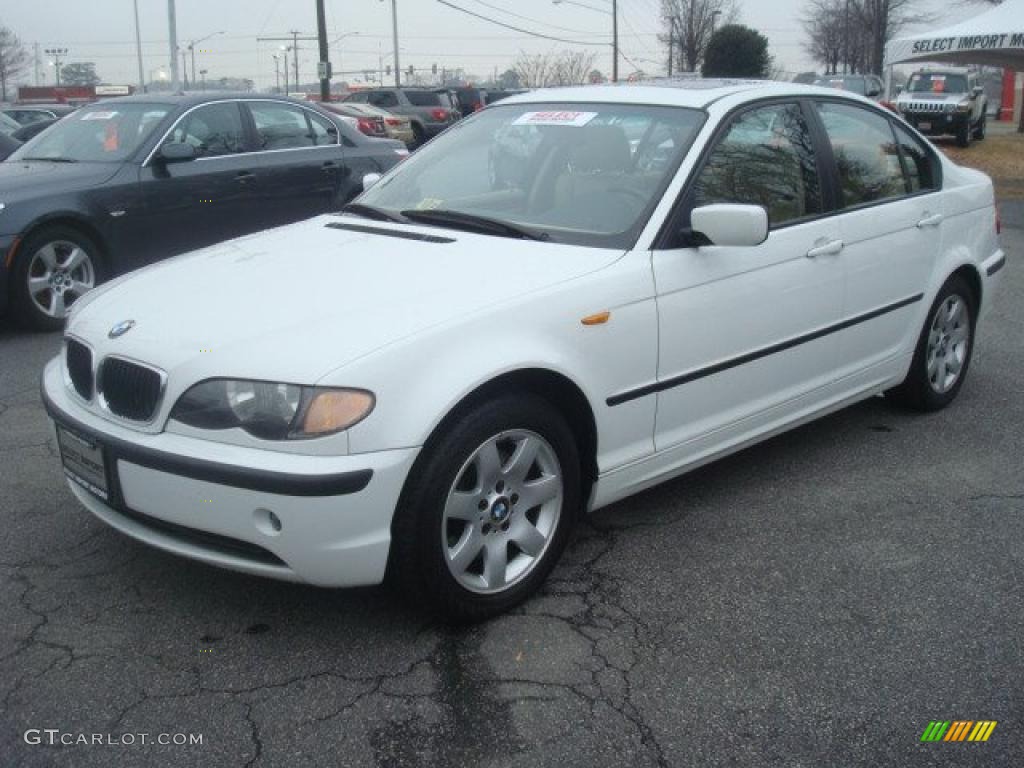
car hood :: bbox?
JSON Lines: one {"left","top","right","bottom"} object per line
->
{"left": 68, "top": 214, "right": 622, "bottom": 387}
{"left": 0, "top": 160, "right": 121, "bottom": 201}
{"left": 897, "top": 93, "right": 966, "bottom": 104}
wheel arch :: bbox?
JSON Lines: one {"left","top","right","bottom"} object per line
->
{"left": 394, "top": 367, "right": 599, "bottom": 523}
{"left": 16, "top": 213, "right": 109, "bottom": 266}
{"left": 950, "top": 262, "right": 983, "bottom": 313}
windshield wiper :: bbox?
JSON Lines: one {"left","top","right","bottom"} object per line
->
{"left": 400, "top": 209, "right": 549, "bottom": 241}
{"left": 341, "top": 202, "right": 406, "bottom": 223}
{"left": 21, "top": 156, "right": 78, "bottom": 163}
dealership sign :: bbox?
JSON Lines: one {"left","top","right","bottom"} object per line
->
{"left": 95, "top": 85, "right": 132, "bottom": 96}
{"left": 911, "top": 32, "right": 1024, "bottom": 55}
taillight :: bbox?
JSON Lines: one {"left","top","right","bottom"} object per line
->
{"left": 385, "top": 117, "right": 401, "bottom": 126}
{"left": 356, "top": 117, "right": 376, "bottom": 135}
{"left": 430, "top": 108, "right": 448, "bottom": 121}
{"left": 995, "top": 205, "right": 1001, "bottom": 236}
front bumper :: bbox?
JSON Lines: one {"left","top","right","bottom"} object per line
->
{"left": 902, "top": 111, "right": 969, "bottom": 136}
{"left": 41, "top": 358, "right": 419, "bottom": 587}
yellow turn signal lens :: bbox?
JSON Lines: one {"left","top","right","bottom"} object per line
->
{"left": 300, "top": 390, "right": 375, "bottom": 435}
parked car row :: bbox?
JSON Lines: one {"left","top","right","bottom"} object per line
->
{"left": 0, "top": 93, "right": 408, "bottom": 329}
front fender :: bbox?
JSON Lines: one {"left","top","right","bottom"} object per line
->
{"left": 325, "top": 253, "right": 660, "bottom": 475}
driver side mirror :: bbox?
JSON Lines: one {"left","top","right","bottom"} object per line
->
{"left": 971, "top": 85, "right": 984, "bottom": 98}
{"left": 362, "top": 172, "right": 382, "bottom": 191}
{"left": 688, "top": 204, "right": 769, "bottom": 248}
{"left": 158, "top": 142, "right": 196, "bottom": 163}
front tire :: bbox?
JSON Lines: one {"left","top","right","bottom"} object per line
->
{"left": 388, "top": 393, "right": 581, "bottom": 622}
{"left": 11, "top": 225, "right": 102, "bottom": 332}
{"left": 973, "top": 113, "right": 987, "bottom": 141}
{"left": 956, "top": 121, "right": 971, "bottom": 148}
{"left": 886, "top": 275, "right": 976, "bottom": 411}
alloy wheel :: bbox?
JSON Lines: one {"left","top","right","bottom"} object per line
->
{"left": 925, "top": 293, "right": 970, "bottom": 394}
{"left": 441, "top": 430, "right": 563, "bottom": 594}
{"left": 26, "top": 240, "right": 96, "bottom": 319}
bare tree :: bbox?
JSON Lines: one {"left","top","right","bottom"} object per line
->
{"left": 802, "top": 0, "right": 845, "bottom": 75}
{"left": 660, "top": 0, "right": 738, "bottom": 74}
{"left": 0, "top": 26, "right": 30, "bottom": 102}
{"left": 513, "top": 50, "right": 598, "bottom": 88}
{"left": 801, "top": 0, "right": 922, "bottom": 76}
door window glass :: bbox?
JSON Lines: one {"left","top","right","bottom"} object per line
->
{"left": 816, "top": 102, "right": 905, "bottom": 206}
{"left": 693, "top": 102, "right": 822, "bottom": 228}
{"left": 167, "top": 102, "right": 246, "bottom": 157}
{"left": 892, "top": 122, "right": 938, "bottom": 193}
{"left": 249, "top": 102, "right": 316, "bottom": 150}
{"left": 307, "top": 111, "right": 337, "bottom": 146}
{"left": 369, "top": 91, "right": 399, "bottom": 108}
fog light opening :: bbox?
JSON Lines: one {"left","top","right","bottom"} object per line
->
{"left": 254, "top": 508, "right": 283, "bottom": 536}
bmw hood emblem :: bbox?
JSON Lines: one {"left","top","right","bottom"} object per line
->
{"left": 108, "top": 320, "right": 136, "bottom": 339}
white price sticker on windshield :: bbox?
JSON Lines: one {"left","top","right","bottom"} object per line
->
{"left": 513, "top": 111, "right": 597, "bottom": 127}
{"left": 81, "top": 111, "right": 119, "bottom": 121}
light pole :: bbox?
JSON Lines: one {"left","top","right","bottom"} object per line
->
{"left": 132, "top": 0, "right": 146, "bottom": 92}
{"left": 379, "top": 0, "right": 401, "bottom": 87}
{"left": 552, "top": 0, "right": 618, "bottom": 82}
{"left": 200, "top": 69, "right": 208, "bottom": 91}
{"left": 167, "top": 0, "right": 180, "bottom": 92}
{"left": 281, "top": 46, "right": 291, "bottom": 93}
{"left": 272, "top": 54, "right": 281, "bottom": 92}
{"left": 187, "top": 31, "right": 225, "bottom": 88}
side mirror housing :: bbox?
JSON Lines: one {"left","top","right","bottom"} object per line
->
{"left": 894, "top": 84, "right": 904, "bottom": 96}
{"left": 866, "top": 86, "right": 881, "bottom": 98}
{"left": 158, "top": 142, "right": 196, "bottom": 162}
{"left": 971, "top": 85, "right": 984, "bottom": 97}
{"left": 689, "top": 204, "right": 769, "bottom": 248}
{"left": 362, "top": 172, "right": 382, "bottom": 191}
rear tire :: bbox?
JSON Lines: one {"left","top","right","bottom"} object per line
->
{"left": 886, "top": 275, "right": 976, "bottom": 412}
{"left": 387, "top": 393, "right": 581, "bottom": 623}
{"left": 411, "top": 122, "right": 426, "bottom": 149}
{"left": 11, "top": 225, "right": 103, "bottom": 332}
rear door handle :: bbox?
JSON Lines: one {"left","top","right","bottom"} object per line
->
{"left": 806, "top": 239, "right": 844, "bottom": 259}
{"left": 917, "top": 213, "right": 944, "bottom": 228}
{"left": 321, "top": 161, "right": 338, "bottom": 173}
{"left": 235, "top": 171, "right": 255, "bottom": 185}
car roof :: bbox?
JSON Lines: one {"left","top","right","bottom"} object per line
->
{"left": 498, "top": 79, "right": 880, "bottom": 109}
{"left": 75, "top": 92, "right": 316, "bottom": 109}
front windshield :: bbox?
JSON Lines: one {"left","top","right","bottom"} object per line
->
{"left": 357, "top": 102, "right": 706, "bottom": 248}
{"left": 10, "top": 103, "right": 172, "bottom": 163}
{"left": 907, "top": 73, "right": 967, "bottom": 94}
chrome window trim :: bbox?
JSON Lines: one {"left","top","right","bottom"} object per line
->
{"left": 95, "top": 354, "right": 169, "bottom": 426}
{"left": 141, "top": 98, "right": 340, "bottom": 167}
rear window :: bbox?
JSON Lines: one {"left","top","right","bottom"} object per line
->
{"left": 405, "top": 91, "right": 442, "bottom": 107}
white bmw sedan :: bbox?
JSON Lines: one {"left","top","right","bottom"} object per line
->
{"left": 42, "top": 81, "right": 1006, "bottom": 621}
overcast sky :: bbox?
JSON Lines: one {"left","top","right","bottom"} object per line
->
{"left": 2, "top": 0, "right": 985, "bottom": 90}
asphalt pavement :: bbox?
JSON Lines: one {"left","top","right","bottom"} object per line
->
{"left": 1, "top": 214, "right": 1021, "bottom": 767}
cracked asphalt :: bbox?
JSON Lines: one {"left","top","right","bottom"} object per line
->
{"left": 1, "top": 209, "right": 1021, "bottom": 768}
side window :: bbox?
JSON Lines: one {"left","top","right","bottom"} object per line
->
{"left": 307, "top": 111, "right": 337, "bottom": 146}
{"left": 346, "top": 92, "right": 368, "bottom": 104}
{"left": 816, "top": 102, "right": 905, "bottom": 207}
{"left": 892, "top": 122, "right": 939, "bottom": 193}
{"left": 166, "top": 102, "right": 246, "bottom": 157}
{"left": 369, "top": 91, "right": 399, "bottom": 108}
{"left": 248, "top": 102, "right": 315, "bottom": 150}
{"left": 693, "top": 102, "right": 822, "bottom": 228}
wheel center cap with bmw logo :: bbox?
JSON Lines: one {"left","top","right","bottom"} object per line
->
{"left": 108, "top": 320, "right": 136, "bottom": 339}
{"left": 490, "top": 497, "right": 511, "bottom": 523}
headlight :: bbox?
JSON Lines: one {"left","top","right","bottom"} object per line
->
{"left": 955, "top": 101, "right": 971, "bottom": 113}
{"left": 170, "top": 379, "right": 374, "bottom": 440}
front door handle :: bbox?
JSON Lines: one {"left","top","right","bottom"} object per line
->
{"left": 806, "top": 239, "right": 844, "bottom": 259}
{"left": 321, "top": 161, "right": 338, "bottom": 173}
{"left": 917, "top": 212, "right": 944, "bottom": 229}
{"left": 235, "top": 171, "right": 255, "bottom": 185}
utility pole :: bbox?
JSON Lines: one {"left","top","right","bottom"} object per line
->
{"left": 167, "top": 0, "right": 180, "bottom": 91}
{"left": 316, "top": 0, "right": 331, "bottom": 101}
{"left": 132, "top": 0, "right": 146, "bottom": 92}
{"left": 181, "top": 49, "right": 190, "bottom": 89}
{"left": 45, "top": 47, "right": 68, "bottom": 87}
{"left": 272, "top": 54, "right": 281, "bottom": 92}
{"left": 389, "top": 0, "right": 401, "bottom": 87}
{"left": 612, "top": 0, "right": 618, "bottom": 82}
{"left": 667, "top": 19, "right": 674, "bottom": 77}
{"left": 258, "top": 31, "right": 317, "bottom": 94}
